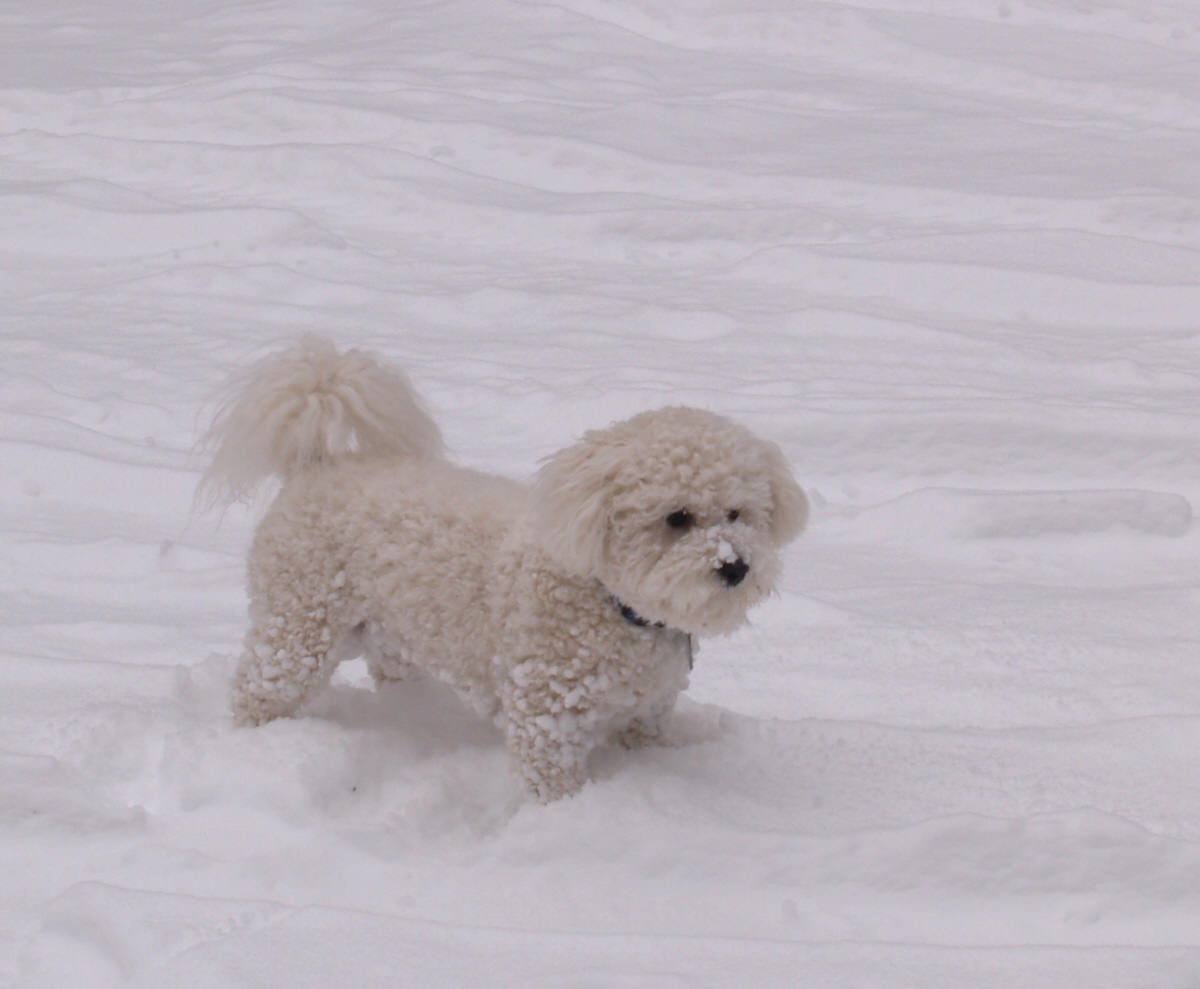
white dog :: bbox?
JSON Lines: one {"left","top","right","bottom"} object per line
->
{"left": 202, "top": 338, "right": 807, "bottom": 801}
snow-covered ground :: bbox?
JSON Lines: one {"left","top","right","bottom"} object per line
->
{"left": 4, "top": 0, "right": 1200, "bottom": 985}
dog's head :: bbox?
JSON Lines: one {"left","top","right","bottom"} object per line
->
{"left": 531, "top": 407, "right": 807, "bottom": 635}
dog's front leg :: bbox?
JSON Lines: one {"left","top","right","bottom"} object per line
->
{"left": 503, "top": 710, "right": 591, "bottom": 802}
{"left": 498, "top": 663, "right": 599, "bottom": 801}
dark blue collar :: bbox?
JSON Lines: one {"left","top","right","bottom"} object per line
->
{"left": 615, "top": 599, "right": 665, "bottom": 629}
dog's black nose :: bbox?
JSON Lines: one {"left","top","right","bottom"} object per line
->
{"left": 717, "top": 558, "right": 749, "bottom": 587}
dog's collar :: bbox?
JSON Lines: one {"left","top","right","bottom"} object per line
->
{"left": 614, "top": 598, "right": 666, "bottom": 629}
{"left": 608, "top": 593, "right": 694, "bottom": 670}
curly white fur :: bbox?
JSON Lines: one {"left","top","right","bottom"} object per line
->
{"left": 203, "top": 338, "right": 807, "bottom": 801}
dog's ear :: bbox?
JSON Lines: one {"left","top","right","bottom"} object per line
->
{"left": 762, "top": 440, "right": 808, "bottom": 545}
{"left": 531, "top": 434, "right": 624, "bottom": 577}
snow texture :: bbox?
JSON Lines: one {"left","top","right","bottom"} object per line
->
{"left": 2, "top": 0, "right": 1200, "bottom": 986}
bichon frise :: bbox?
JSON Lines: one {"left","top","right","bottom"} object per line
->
{"left": 202, "top": 337, "right": 806, "bottom": 801}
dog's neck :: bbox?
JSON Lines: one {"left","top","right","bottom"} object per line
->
{"left": 605, "top": 590, "right": 695, "bottom": 670}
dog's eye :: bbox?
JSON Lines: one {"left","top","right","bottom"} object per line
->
{"left": 665, "top": 509, "right": 693, "bottom": 530}
{"left": 727, "top": 509, "right": 740, "bottom": 522}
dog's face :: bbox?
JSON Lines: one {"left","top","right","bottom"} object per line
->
{"left": 532, "top": 407, "right": 807, "bottom": 635}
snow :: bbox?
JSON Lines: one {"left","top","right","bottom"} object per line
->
{"left": 3, "top": 0, "right": 1200, "bottom": 985}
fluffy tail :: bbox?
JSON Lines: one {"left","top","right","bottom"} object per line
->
{"left": 198, "top": 336, "right": 443, "bottom": 505}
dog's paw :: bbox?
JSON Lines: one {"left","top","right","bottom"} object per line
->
{"left": 614, "top": 721, "right": 666, "bottom": 750}
{"left": 515, "top": 752, "right": 588, "bottom": 802}
{"left": 230, "top": 679, "right": 303, "bottom": 727}
{"left": 509, "top": 737, "right": 588, "bottom": 802}
{"left": 525, "top": 772, "right": 585, "bottom": 801}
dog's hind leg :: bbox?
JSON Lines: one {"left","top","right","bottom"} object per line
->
{"left": 230, "top": 598, "right": 345, "bottom": 727}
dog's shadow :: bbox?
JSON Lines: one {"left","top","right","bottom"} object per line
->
{"left": 308, "top": 661, "right": 504, "bottom": 756}
{"left": 289, "top": 666, "right": 523, "bottom": 840}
